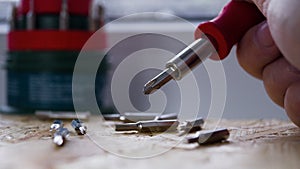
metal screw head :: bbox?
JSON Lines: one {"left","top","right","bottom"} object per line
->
{"left": 53, "top": 127, "right": 70, "bottom": 146}
{"left": 50, "top": 120, "right": 63, "bottom": 131}
{"left": 71, "top": 119, "right": 87, "bottom": 135}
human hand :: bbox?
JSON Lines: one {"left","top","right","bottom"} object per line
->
{"left": 236, "top": 0, "right": 300, "bottom": 126}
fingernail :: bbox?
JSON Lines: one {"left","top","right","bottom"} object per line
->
{"left": 256, "top": 21, "right": 274, "bottom": 47}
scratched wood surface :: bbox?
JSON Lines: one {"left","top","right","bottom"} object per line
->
{"left": 0, "top": 114, "right": 300, "bottom": 169}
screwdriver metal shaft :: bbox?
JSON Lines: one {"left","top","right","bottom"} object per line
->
{"left": 144, "top": 38, "right": 213, "bottom": 95}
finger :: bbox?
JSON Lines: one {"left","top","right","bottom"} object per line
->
{"left": 265, "top": 0, "right": 300, "bottom": 69}
{"left": 262, "top": 57, "right": 300, "bottom": 107}
{"left": 236, "top": 21, "right": 280, "bottom": 79}
{"left": 233, "top": 0, "right": 269, "bottom": 16}
{"left": 239, "top": 0, "right": 300, "bottom": 70}
{"left": 251, "top": 0, "right": 270, "bottom": 16}
{"left": 285, "top": 81, "right": 300, "bottom": 127}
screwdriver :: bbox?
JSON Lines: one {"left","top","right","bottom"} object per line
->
{"left": 143, "top": 1, "right": 265, "bottom": 95}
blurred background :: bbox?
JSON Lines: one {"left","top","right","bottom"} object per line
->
{"left": 0, "top": 0, "right": 287, "bottom": 119}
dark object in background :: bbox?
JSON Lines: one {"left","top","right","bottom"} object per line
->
{"left": 2, "top": 0, "right": 109, "bottom": 114}
{"left": 71, "top": 119, "right": 87, "bottom": 135}
{"left": 186, "top": 128, "right": 229, "bottom": 145}
{"left": 53, "top": 127, "right": 70, "bottom": 146}
{"left": 4, "top": 51, "right": 107, "bottom": 112}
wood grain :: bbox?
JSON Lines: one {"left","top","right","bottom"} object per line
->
{"left": 0, "top": 114, "right": 299, "bottom": 169}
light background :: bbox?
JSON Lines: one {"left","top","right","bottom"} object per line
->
{"left": 0, "top": 21, "right": 287, "bottom": 120}
{"left": 0, "top": 0, "right": 287, "bottom": 120}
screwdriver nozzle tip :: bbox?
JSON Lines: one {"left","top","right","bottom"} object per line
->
{"left": 143, "top": 68, "right": 175, "bottom": 95}
{"left": 143, "top": 80, "right": 157, "bottom": 95}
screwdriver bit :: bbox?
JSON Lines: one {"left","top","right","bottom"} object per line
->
{"left": 115, "top": 119, "right": 179, "bottom": 133}
{"left": 103, "top": 112, "right": 177, "bottom": 122}
{"left": 71, "top": 119, "right": 87, "bottom": 135}
{"left": 144, "top": 68, "right": 175, "bottom": 95}
{"left": 53, "top": 127, "right": 70, "bottom": 146}
{"left": 143, "top": 38, "right": 212, "bottom": 95}
{"left": 186, "top": 128, "right": 229, "bottom": 145}
{"left": 179, "top": 117, "right": 204, "bottom": 135}
{"left": 50, "top": 120, "right": 63, "bottom": 131}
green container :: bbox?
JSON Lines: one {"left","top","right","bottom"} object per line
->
{"left": 4, "top": 51, "right": 108, "bottom": 112}
{"left": 16, "top": 15, "right": 27, "bottom": 30}
{"left": 36, "top": 14, "right": 60, "bottom": 29}
{"left": 69, "top": 15, "right": 89, "bottom": 30}
{"left": 15, "top": 14, "right": 89, "bottom": 30}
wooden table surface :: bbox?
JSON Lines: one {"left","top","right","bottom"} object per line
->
{"left": 0, "top": 114, "right": 300, "bottom": 169}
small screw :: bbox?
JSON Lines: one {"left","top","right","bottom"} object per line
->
{"left": 50, "top": 120, "right": 63, "bottom": 131}
{"left": 71, "top": 119, "right": 87, "bottom": 135}
{"left": 53, "top": 127, "right": 70, "bottom": 146}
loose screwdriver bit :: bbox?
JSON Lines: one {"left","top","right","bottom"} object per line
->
{"left": 50, "top": 120, "right": 63, "bottom": 131}
{"left": 154, "top": 113, "right": 178, "bottom": 121}
{"left": 186, "top": 128, "right": 229, "bottom": 145}
{"left": 115, "top": 119, "right": 179, "bottom": 133}
{"left": 179, "top": 117, "right": 204, "bottom": 135}
{"left": 118, "top": 112, "right": 163, "bottom": 122}
{"left": 103, "top": 112, "right": 177, "bottom": 122}
{"left": 102, "top": 113, "right": 121, "bottom": 121}
{"left": 71, "top": 119, "right": 87, "bottom": 135}
{"left": 53, "top": 127, "right": 70, "bottom": 146}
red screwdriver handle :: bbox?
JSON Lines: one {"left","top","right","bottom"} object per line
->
{"left": 195, "top": 1, "right": 265, "bottom": 60}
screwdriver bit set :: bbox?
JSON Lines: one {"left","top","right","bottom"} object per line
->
{"left": 3, "top": 0, "right": 108, "bottom": 114}
{"left": 106, "top": 113, "right": 230, "bottom": 145}
{"left": 48, "top": 113, "right": 229, "bottom": 147}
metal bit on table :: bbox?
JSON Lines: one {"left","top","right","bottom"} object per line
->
{"left": 53, "top": 127, "right": 70, "bottom": 146}
{"left": 154, "top": 113, "right": 178, "bottom": 121}
{"left": 35, "top": 111, "right": 91, "bottom": 120}
{"left": 50, "top": 120, "right": 63, "bottom": 131}
{"left": 71, "top": 119, "right": 87, "bottom": 135}
{"left": 186, "top": 128, "right": 230, "bottom": 145}
{"left": 118, "top": 112, "right": 162, "bottom": 122}
{"left": 102, "top": 113, "right": 121, "bottom": 121}
{"left": 179, "top": 117, "right": 204, "bottom": 135}
{"left": 120, "top": 112, "right": 178, "bottom": 122}
{"left": 103, "top": 112, "right": 177, "bottom": 123}
{"left": 35, "top": 111, "right": 90, "bottom": 120}
{"left": 115, "top": 119, "right": 179, "bottom": 133}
